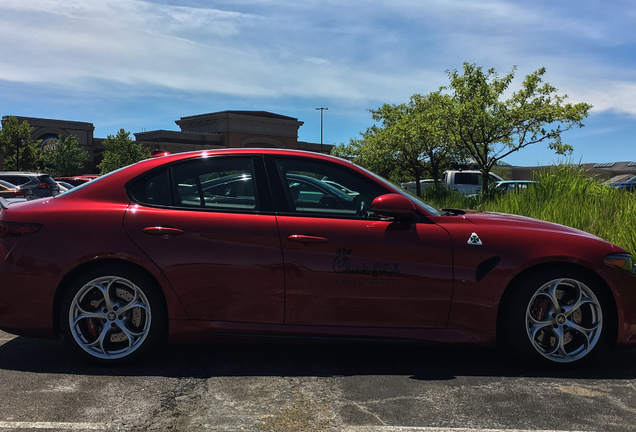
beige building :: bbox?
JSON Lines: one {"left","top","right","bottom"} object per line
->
{"left": 2, "top": 111, "right": 332, "bottom": 172}
{"left": 1, "top": 112, "right": 635, "bottom": 183}
{"left": 0, "top": 116, "right": 99, "bottom": 172}
{"left": 136, "top": 110, "right": 329, "bottom": 155}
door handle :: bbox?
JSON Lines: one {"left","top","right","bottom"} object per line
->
{"left": 143, "top": 226, "right": 184, "bottom": 236}
{"left": 287, "top": 234, "right": 328, "bottom": 244}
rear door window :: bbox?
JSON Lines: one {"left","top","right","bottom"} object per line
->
{"left": 173, "top": 157, "right": 258, "bottom": 211}
{"left": 129, "top": 156, "right": 261, "bottom": 212}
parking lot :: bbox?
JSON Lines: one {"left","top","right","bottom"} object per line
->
{"left": 1, "top": 330, "right": 636, "bottom": 431}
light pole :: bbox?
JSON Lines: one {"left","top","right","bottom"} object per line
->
{"left": 315, "top": 107, "right": 328, "bottom": 153}
{"left": 17, "top": 139, "right": 24, "bottom": 171}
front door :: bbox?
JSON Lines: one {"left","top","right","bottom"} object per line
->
{"left": 271, "top": 156, "right": 453, "bottom": 328}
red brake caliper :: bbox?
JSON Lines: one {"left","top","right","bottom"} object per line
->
{"left": 86, "top": 318, "right": 99, "bottom": 339}
{"left": 531, "top": 297, "right": 550, "bottom": 321}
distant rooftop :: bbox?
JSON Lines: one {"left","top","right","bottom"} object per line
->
{"left": 179, "top": 110, "right": 298, "bottom": 122}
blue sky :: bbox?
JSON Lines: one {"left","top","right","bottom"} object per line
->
{"left": 1, "top": 0, "right": 634, "bottom": 167}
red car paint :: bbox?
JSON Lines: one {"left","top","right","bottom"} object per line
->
{"left": 1, "top": 149, "right": 635, "bottom": 363}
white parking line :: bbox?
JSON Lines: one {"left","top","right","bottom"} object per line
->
{"left": 0, "top": 422, "right": 107, "bottom": 430}
{"left": 0, "top": 423, "right": 594, "bottom": 431}
{"left": 344, "top": 428, "right": 593, "bottom": 432}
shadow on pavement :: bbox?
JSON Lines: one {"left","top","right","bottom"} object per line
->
{"left": 1, "top": 333, "right": 635, "bottom": 380}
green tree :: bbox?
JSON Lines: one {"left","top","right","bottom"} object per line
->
{"left": 0, "top": 116, "right": 41, "bottom": 171}
{"left": 446, "top": 63, "right": 592, "bottom": 193}
{"left": 332, "top": 133, "right": 401, "bottom": 180}
{"left": 98, "top": 129, "right": 151, "bottom": 174}
{"left": 40, "top": 135, "right": 89, "bottom": 176}
{"left": 398, "top": 92, "right": 463, "bottom": 194}
{"left": 332, "top": 91, "right": 459, "bottom": 195}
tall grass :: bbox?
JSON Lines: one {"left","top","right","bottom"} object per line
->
{"left": 422, "top": 165, "right": 636, "bottom": 254}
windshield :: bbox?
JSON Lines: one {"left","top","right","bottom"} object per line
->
{"left": 495, "top": 183, "right": 509, "bottom": 192}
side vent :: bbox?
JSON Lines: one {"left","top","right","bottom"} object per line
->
{"left": 476, "top": 256, "right": 500, "bottom": 281}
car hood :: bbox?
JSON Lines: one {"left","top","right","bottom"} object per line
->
{"left": 458, "top": 210, "right": 602, "bottom": 240}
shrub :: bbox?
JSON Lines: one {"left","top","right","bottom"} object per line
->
{"left": 423, "top": 165, "right": 636, "bottom": 254}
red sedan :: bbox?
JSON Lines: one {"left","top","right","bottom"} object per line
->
{"left": 1, "top": 149, "right": 635, "bottom": 365}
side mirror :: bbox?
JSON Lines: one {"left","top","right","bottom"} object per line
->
{"left": 371, "top": 194, "right": 416, "bottom": 219}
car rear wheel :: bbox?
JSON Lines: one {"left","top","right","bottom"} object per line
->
{"left": 60, "top": 267, "right": 165, "bottom": 364}
{"left": 502, "top": 269, "right": 607, "bottom": 365}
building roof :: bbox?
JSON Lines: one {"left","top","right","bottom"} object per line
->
{"left": 134, "top": 130, "right": 223, "bottom": 144}
{"left": 3, "top": 115, "right": 94, "bottom": 130}
{"left": 179, "top": 110, "right": 298, "bottom": 122}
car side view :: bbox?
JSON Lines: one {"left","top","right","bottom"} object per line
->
{"left": 0, "top": 172, "right": 60, "bottom": 198}
{"left": 1, "top": 149, "right": 635, "bottom": 365}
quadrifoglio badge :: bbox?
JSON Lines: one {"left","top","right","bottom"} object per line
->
{"left": 467, "top": 232, "right": 483, "bottom": 246}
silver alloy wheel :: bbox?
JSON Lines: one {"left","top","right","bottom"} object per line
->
{"left": 525, "top": 277, "right": 602, "bottom": 363}
{"left": 68, "top": 276, "right": 152, "bottom": 360}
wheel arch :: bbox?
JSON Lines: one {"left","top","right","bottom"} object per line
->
{"left": 52, "top": 258, "right": 169, "bottom": 337}
{"left": 496, "top": 261, "right": 619, "bottom": 347}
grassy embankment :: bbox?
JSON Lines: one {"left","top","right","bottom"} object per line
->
{"left": 420, "top": 165, "right": 636, "bottom": 254}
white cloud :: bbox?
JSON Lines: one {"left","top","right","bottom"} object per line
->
{"left": 0, "top": 0, "right": 442, "bottom": 103}
{"left": 0, "top": 0, "right": 635, "bottom": 120}
{"left": 573, "top": 82, "right": 636, "bottom": 116}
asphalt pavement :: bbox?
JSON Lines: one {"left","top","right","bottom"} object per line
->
{"left": 1, "top": 330, "right": 636, "bottom": 431}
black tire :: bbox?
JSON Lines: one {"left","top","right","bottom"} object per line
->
{"left": 500, "top": 268, "right": 608, "bottom": 366}
{"left": 60, "top": 266, "right": 166, "bottom": 365}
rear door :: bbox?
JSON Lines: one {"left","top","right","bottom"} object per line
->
{"left": 123, "top": 155, "right": 285, "bottom": 323}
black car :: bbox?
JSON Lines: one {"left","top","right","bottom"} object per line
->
{"left": 0, "top": 172, "right": 60, "bottom": 198}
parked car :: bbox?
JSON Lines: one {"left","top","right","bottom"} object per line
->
{"left": 610, "top": 176, "right": 636, "bottom": 191}
{"left": 1, "top": 149, "right": 636, "bottom": 366}
{"left": 467, "top": 180, "right": 537, "bottom": 198}
{"left": 56, "top": 181, "right": 76, "bottom": 193}
{"left": 401, "top": 179, "right": 436, "bottom": 194}
{"left": 0, "top": 180, "right": 30, "bottom": 199}
{"left": 53, "top": 175, "right": 98, "bottom": 187}
{"left": 494, "top": 180, "right": 537, "bottom": 193}
{"left": 0, "top": 172, "right": 60, "bottom": 198}
{"left": 401, "top": 170, "right": 504, "bottom": 195}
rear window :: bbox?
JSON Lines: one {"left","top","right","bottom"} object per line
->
{"left": 454, "top": 172, "right": 479, "bottom": 185}
{"left": 38, "top": 175, "right": 58, "bottom": 186}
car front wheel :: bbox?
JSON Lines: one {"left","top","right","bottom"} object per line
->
{"left": 60, "top": 267, "right": 165, "bottom": 364}
{"left": 502, "top": 270, "right": 607, "bottom": 365}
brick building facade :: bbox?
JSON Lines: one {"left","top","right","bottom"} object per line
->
{"left": 1, "top": 111, "right": 331, "bottom": 172}
{"left": 1, "top": 112, "right": 634, "bottom": 182}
